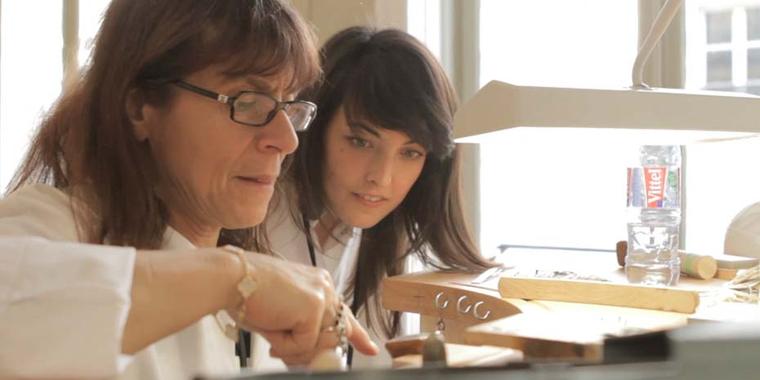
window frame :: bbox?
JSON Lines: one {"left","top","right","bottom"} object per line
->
{"left": 687, "top": 0, "right": 760, "bottom": 93}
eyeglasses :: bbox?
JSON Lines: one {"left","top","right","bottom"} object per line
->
{"left": 172, "top": 80, "right": 317, "bottom": 132}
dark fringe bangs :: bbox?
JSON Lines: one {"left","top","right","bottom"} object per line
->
{"left": 341, "top": 48, "right": 453, "bottom": 160}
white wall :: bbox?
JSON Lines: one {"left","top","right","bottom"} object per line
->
{"left": 290, "top": 0, "right": 406, "bottom": 44}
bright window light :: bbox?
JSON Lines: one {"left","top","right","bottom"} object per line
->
{"left": 407, "top": 0, "right": 441, "bottom": 60}
{"left": 684, "top": 0, "right": 760, "bottom": 254}
{"left": 478, "top": 0, "right": 638, "bottom": 254}
{"left": 0, "top": 2, "right": 63, "bottom": 190}
{"left": 79, "top": 1, "right": 111, "bottom": 68}
{"left": 0, "top": 0, "right": 111, "bottom": 191}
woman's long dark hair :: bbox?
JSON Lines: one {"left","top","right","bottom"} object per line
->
{"left": 288, "top": 26, "right": 495, "bottom": 337}
{"left": 9, "top": 0, "right": 319, "bottom": 251}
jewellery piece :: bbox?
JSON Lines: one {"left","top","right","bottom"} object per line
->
{"left": 335, "top": 303, "right": 348, "bottom": 356}
{"left": 218, "top": 245, "right": 259, "bottom": 340}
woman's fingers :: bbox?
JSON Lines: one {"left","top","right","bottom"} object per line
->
{"left": 264, "top": 305, "right": 378, "bottom": 362}
{"left": 269, "top": 328, "right": 341, "bottom": 365}
{"left": 238, "top": 251, "right": 378, "bottom": 360}
{"left": 263, "top": 302, "right": 340, "bottom": 358}
{"left": 239, "top": 253, "right": 339, "bottom": 355}
{"left": 344, "top": 308, "right": 379, "bottom": 355}
{"left": 262, "top": 303, "right": 346, "bottom": 357}
{"left": 247, "top": 318, "right": 321, "bottom": 357}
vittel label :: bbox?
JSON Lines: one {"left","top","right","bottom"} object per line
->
{"left": 644, "top": 166, "right": 667, "bottom": 208}
{"left": 626, "top": 167, "right": 680, "bottom": 209}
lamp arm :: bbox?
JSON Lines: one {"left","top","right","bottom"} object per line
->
{"left": 632, "top": 0, "right": 683, "bottom": 89}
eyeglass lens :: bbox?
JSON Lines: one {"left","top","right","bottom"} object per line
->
{"left": 233, "top": 93, "right": 313, "bottom": 131}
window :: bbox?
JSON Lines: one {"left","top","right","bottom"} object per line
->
{"left": 0, "top": 0, "right": 110, "bottom": 190}
{"left": 79, "top": 1, "right": 112, "bottom": 68}
{"left": 477, "top": 0, "right": 638, "bottom": 254}
{"left": 407, "top": 0, "right": 441, "bottom": 60}
{"left": 686, "top": 0, "right": 760, "bottom": 94}
{"left": 684, "top": 0, "right": 760, "bottom": 254}
{"left": 0, "top": 2, "right": 63, "bottom": 189}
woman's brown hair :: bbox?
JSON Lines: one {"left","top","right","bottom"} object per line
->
{"left": 289, "top": 26, "right": 495, "bottom": 337}
{"left": 9, "top": 0, "right": 320, "bottom": 250}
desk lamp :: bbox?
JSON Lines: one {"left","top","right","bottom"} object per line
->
{"left": 454, "top": 0, "right": 760, "bottom": 144}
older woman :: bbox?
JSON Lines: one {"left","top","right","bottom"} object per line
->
{"left": 0, "top": 1, "right": 375, "bottom": 379}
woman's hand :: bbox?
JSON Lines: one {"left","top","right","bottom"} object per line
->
{"left": 233, "top": 252, "right": 378, "bottom": 362}
{"left": 263, "top": 304, "right": 378, "bottom": 367}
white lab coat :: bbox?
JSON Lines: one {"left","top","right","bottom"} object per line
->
{"left": 263, "top": 200, "right": 420, "bottom": 369}
{"left": 0, "top": 184, "right": 238, "bottom": 379}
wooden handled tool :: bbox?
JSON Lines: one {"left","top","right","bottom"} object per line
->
{"left": 386, "top": 333, "right": 521, "bottom": 368}
{"left": 465, "top": 309, "right": 686, "bottom": 362}
{"left": 385, "top": 334, "right": 428, "bottom": 358}
{"left": 385, "top": 333, "right": 448, "bottom": 367}
{"left": 465, "top": 313, "right": 604, "bottom": 361}
{"left": 679, "top": 251, "right": 718, "bottom": 280}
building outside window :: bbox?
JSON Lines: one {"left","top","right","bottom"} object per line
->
{"left": 687, "top": 0, "right": 760, "bottom": 94}
{"left": 684, "top": 0, "right": 760, "bottom": 254}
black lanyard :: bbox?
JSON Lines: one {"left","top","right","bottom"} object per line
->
{"left": 303, "top": 214, "right": 359, "bottom": 368}
{"left": 237, "top": 331, "right": 250, "bottom": 368}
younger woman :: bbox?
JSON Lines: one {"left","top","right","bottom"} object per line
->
{"left": 266, "top": 26, "right": 495, "bottom": 368}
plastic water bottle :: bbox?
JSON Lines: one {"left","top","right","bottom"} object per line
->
{"left": 625, "top": 145, "right": 682, "bottom": 286}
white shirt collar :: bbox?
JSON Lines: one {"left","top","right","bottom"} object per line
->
{"left": 161, "top": 226, "right": 196, "bottom": 250}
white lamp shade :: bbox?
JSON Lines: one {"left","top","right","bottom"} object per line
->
{"left": 454, "top": 81, "right": 760, "bottom": 145}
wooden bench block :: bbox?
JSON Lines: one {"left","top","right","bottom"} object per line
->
{"left": 499, "top": 276, "right": 700, "bottom": 314}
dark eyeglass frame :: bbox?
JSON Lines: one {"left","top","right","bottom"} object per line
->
{"left": 172, "top": 80, "right": 317, "bottom": 131}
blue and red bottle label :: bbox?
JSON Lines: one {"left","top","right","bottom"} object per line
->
{"left": 627, "top": 166, "right": 680, "bottom": 209}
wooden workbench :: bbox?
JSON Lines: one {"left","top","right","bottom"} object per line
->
{"left": 381, "top": 248, "right": 760, "bottom": 362}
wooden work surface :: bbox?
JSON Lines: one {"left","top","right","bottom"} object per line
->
{"left": 382, "top": 248, "right": 760, "bottom": 361}
{"left": 383, "top": 247, "right": 746, "bottom": 319}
